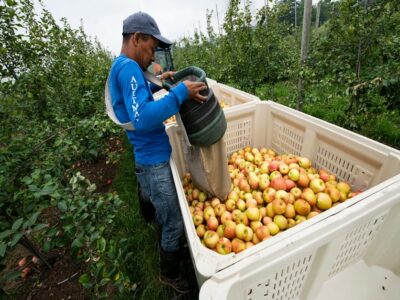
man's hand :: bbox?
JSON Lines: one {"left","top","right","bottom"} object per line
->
{"left": 159, "top": 71, "right": 175, "bottom": 81}
{"left": 183, "top": 80, "right": 208, "bottom": 103}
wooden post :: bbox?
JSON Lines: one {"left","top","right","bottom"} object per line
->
{"left": 296, "top": 0, "right": 312, "bottom": 111}
{"left": 316, "top": 1, "right": 321, "bottom": 28}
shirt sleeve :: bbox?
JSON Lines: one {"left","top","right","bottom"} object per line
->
{"left": 118, "top": 62, "right": 189, "bottom": 132}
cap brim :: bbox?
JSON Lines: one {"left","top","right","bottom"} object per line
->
{"left": 153, "top": 34, "right": 172, "bottom": 48}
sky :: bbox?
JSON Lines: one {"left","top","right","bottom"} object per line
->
{"left": 34, "top": 0, "right": 274, "bottom": 56}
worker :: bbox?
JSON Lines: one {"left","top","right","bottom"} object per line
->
{"left": 107, "top": 11, "right": 207, "bottom": 294}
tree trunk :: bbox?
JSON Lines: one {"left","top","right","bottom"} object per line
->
{"left": 316, "top": 1, "right": 321, "bottom": 28}
{"left": 296, "top": 0, "right": 313, "bottom": 111}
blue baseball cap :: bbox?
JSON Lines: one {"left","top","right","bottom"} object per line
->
{"left": 122, "top": 12, "right": 172, "bottom": 48}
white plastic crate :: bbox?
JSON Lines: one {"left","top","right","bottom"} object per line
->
{"left": 166, "top": 101, "right": 400, "bottom": 299}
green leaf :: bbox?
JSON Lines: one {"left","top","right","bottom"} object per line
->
{"left": 1, "top": 271, "right": 20, "bottom": 282}
{"left": 12, "top": 218, "right": 24, "bottom": 232}
{"left": 0, "top": 230, "right": 13, "bottom": 240}
{"left": 97, "top": 237, "right": 106, "bottom": 253}
{"left": 79, "top": 273, "right": 90, "bottom": 284}
{"left": 26, "top": 211, "right": 40, "bottom": 227}
{"left": 72, "top": 237, "right": 84, "bottom": 249}
{"left": 32, "top": 223, "right": 49, "bottom": 232}
{"left": 0, "top": 242, "right": 7, "bottom": 257}
{"left": 57, "top": 201, "right": 68, "bottom": 212}
{"left": 10, "top": 232, "right": 23, "bottom": 247}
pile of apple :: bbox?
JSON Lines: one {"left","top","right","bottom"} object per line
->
{"left": 183, "top": 146, "right": 361, "bottom": 255}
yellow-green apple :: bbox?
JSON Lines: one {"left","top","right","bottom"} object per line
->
{"left": 301, "top": 187, "right": 317, "bottom": 206}
{"left": 243, "top": 226, "right": 254, "bottom": 242}
{"left": 196, "top": 224, "right": 206, "bottom": 238}
{"left": 267, "top": 222, "right": 280, "bottom": 235}
{"left": 287, "top": 218, "right": 296, "bottom": 228}
{"left": 250, "top": 220, "right": 262, "bottom": 232}
{"left": 279, "top": 163, "right": 289, "bottom": 175}
{"left": 294, "top": 199, "right": 311, "bottom": 216}
{"left": 284, "top": 203, "right": 296, "bottom": 218}
{"left": 269, "top": 170, "right": 282, "bottom": 181}
{"left": 192, "top": 188, "right": 200, "bottom": 200}
{"left": 225, "top": 199, "right": 236, "bottom": 211}
{"left": 215, "top": 203, "right": 226, "bottom": 217}
{"left": 232, "top": 209, "right": 242, "bottom": 222}
{"left": 216, "top": 224, "right": 225, "bottom": 237}
{"left": 216, "top": 237, "right": 232, "bottom": 255}
{"left": 316, "top": 192, "right": 332, "bottom": 210}
{"left": 259, "top": 162, "right": 270, "bottom": 174}
{"left": 326, "top": 187, "right": 341, "bottom": 203}
{"left": 203, "top": 230, "right": 219, "bottom": 249}
{"left": 288, "top": 168, "right": 300, "bottom": 181}
{"left": 223, "top": 221, "right": 236, "bottom": 239}
{"left": 198, "top": 191, "right": 207, "bottom": 202}
{"left": 295, "top": 215, "right": 307, "bottom": 224}
{"left": 263, "top": 188, "right": 276, "bottom": 203}
{"left": 310, "top": 178, "right": 326, "bottom": 193}
{"left": 290, "top": 187, "right": 302, "bottom": 199}
{"left": 337, "top": 181, "right": 351, "bottom": 195}
{"left": 193, "top": 214, "right": 204, "bottom": 226}
{"left": 255, "top": 225, "right": 270, "bottom": 240}
{"left": 203, "top": 206, "right": 216, "bottom": 221}
{"left": 258, "top": 174, "right": 270, "bottom": 190}
{"left": 195, "top": 201, "right": 204, "bottom": 211}
{"left": 220, "top": 211, "right": 233, "bottom": 225}
{"left": 254, "top": 153, "right": 262, "bottom": 165}
{"left": 235, "top": 223, "right": 248, "bottom": 240}
{"left": 236, "top": 199, "right": 246, "bottom": 211}
{"left": 325, "top": 180, "right": 338, "bottom": 189}
{"left": 266, "top": 203, "right": 275, "bottom": 218}
{"left": 298, "top": 157, "right": 312, "bottom": 169}
{"left": 228, "top": 190, "right": 239, "bottom": 202}
{"left": 275, "top": 190, "right": 289, "bottom": 202}
{"left": 245, "top": 241, "right": 254, "bottom": 249}
{"left": 287, "top": 193, "right": 295, "bottom": 204}
{"left": 274, "top": 215, "right": 288, "bottom": 230}
{"left": 289, "top": 163, "right": 300, "bottom": 170}
{"left": 348, "top": 191, "right": 362, "bottom": 198}
{"left": 252, "top": 233, "right": 261, "bottom": 245}
{"left": 207, "top": 216, "right": 219, "bottom": 231}
{"left": 246, "top": 206, "right": 260, "bottom": 221}
{"left": 232, "top": 238, "right": 246, "bottom": 253}
{"left": 272, "top": 199, "right": 287, "bottom": 215}
{"left": 236, "top": 212, "right": 249, "bottom": 226}
{"left": 244, "top": 152, "right": 254, "bottom": 162}
{"left": 204, "top": 200, "right": 211, "bottom": 208}
{"left": 189, "top": 206, "right": 195, "bottom": 215}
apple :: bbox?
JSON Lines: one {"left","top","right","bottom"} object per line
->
{"left": 217, "top": 224, "right": 225, "bottom": 237}
{"left": 220, "top": 211, "right": 233, "bottom": 224}
{"left": 18, "top": 257, "right": 27, "bottom": 267}
{"left": 255, "top": 225, "right": 270, "bottom": 240}
{"left": 337, "top": 181, "right": 351, "bottom": 195}
{"left": 266, "top": 203, "right": 275, "bottom": 218}
{"left": 326, "top": 187, "right": 341, "bottom": 203}
{"left": 284, "top": 203, "right": 296, "bottom": 218}
{"left": 294, "top": 199, "right": 311, "bottom": 216}
{"left": 263, "top": 188, "right": 276, "bottom": 203}
{"left": 196, "top": 224, "right": 206, "bottom": 238}
{"left": 259, "top": 207, "right": 267, "bottom": 218}
{"left": 275, "top": 190, "right": 289, "bottom": 202}
{"left": 274, "top": 215, "right": 288, "bottom": 230}
{"left": 239, "top": 179, "right": 251, "bottom": 193}
{"left": 287, "top": 218, "right": 296, "bottom": 228}
{"left": 223, "top": 221, "right": 236, "bottom": 239}
{"left": 288, "top": 168, "right": 300, "bottom": 181}
{"left": 290, "top": 187, "right": 302, "bottom": 199}
{"left": 236, "top": 212, "right": 249, "bottom": 226}
{"left": 319, "top": 169, "right": 330, "bottom": 182}
{"left": 298, "top": 157, "right": 312, "bottom": 169}
{"left": 316, "top": 193, "right": 332, "bottom": 210}
{"left": 245, "top": 198, "right": 258, "bottom": 208}
{"left": 271, "top": 199, "right": 286, "bottom": 215}
{"left": 259, "top": 162, "right": 269, "bottom": 174}
{"left": 216, "top": 237, "right": 232, "bottom": 255}
{"left": 267, "top": 222, "right": 280, "bottom": 235}
{"left": 268, "top": 161, "right": 279, "bottom": 172}
{"left": 192, "top": 188, "right": 200, "bottom": 200}
{"left": 231, "top": 238, "right": 246, "bottom": 253}
{"left": 284, "top": 179, "right": 296, "bottom": 191}
{"left": 250, "top": 220, "right": 262, "bottom": 232}
{"left": 215, "top": 203, "right": 226, "bottom": 217}
{"left": 203, "top": 230, "right": 220, "bottom": 249}
{"left": 269, "top": 170, "right": 282, "bottom": 181}
{"left": 198, "top": 191, "right": 207, "bottom": 202}
{"left": 252, "top": 191, "right": 264, "bottom": 205}
{"left": 279, "top": 163, "right": 289, "bottom": 175}
{"left": 295, "top": 215, "right": 307, "bottom": 224}
{"left": 309, "top": 178, "right": 326, "bottom": 193}
{"left": 301, "top": 187, "right": 317, "bottom": 206}
{"left": 248, "top": 172, "right": 259, "bottom": 190}
{"left": 236, "top": 199, "right": 246, "bottom": 211}
{"left": 211, "top": 197, "right": 221, "bottom": 208}
{"left": 203, "top": 206, "right": 216, "bottom": 221}
{"left": 271, "top": 177, "right": 286, "bottom": 191}
{"left": 207, "top": 216, "right": 219, "bottom": 231}
{"left": 297, "top": 173, "right": 310, "bottom": 188}
{"left": 307, "top": 211, "right": 319, "bottom": 219}
{"left": 246, "top": 206, "right": 260, "bottom": 221}
{"left": 193, "top": 214, "right": 204, "bottom": 226}
{"left": 235, "top": 223, "right": 248, "bottom": 240}
{"left": 227, "top": 190, "right": 239, "bottom": 202}
{"left": 225, "top": 199, "right": 236, "bottom": 211}
{"left": 258, "top": 174, "right": 270, "bottom": 190}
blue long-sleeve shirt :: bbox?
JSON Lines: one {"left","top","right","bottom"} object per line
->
{"left": 109, "top": 54, "right": 189, "bottom": 165}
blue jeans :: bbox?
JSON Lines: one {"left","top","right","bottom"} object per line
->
{"left": 135, "top": 161, "right": 184, "bottom": 252}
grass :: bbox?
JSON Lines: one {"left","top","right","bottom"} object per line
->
{"left": 112, "top": 135, "right": 199, "bottom": 299}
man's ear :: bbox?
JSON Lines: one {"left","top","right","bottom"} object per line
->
{"left": 131, "top": 32, "right": 141, "bottom": 46}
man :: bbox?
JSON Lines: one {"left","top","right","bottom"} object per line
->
{"left": 107, "top": 12, "right": 207, "bottom": 293}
